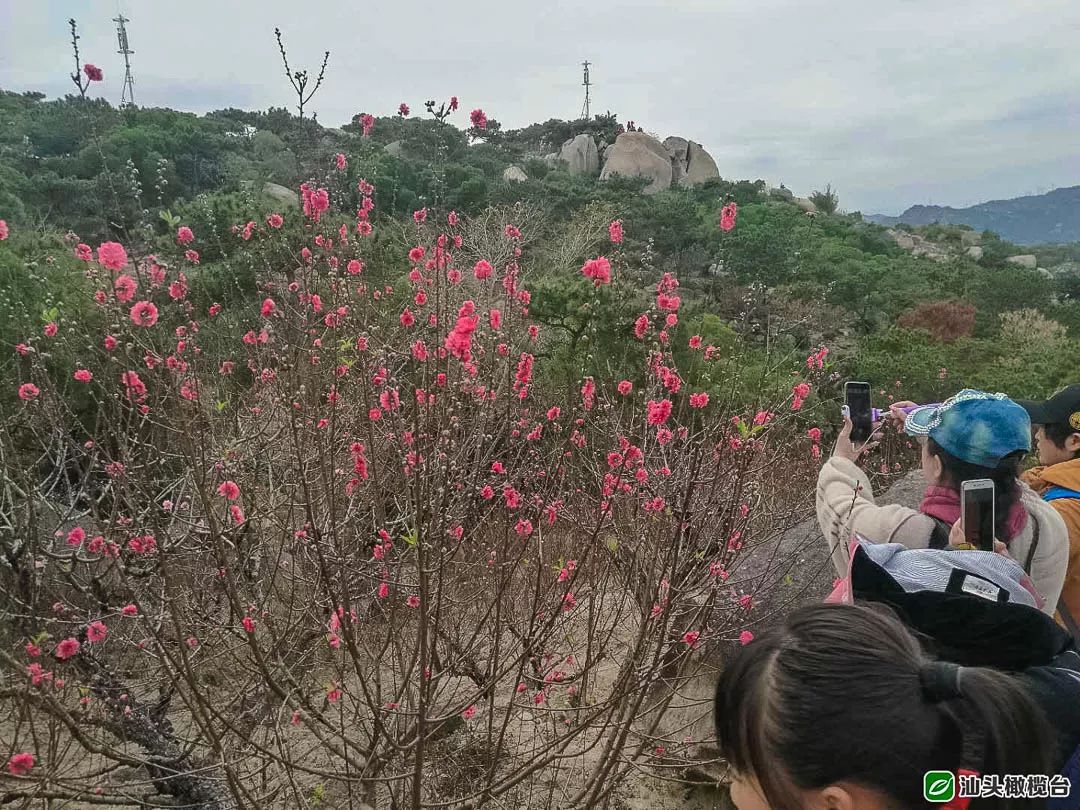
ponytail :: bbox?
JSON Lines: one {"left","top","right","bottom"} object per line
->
{"left": 715, "top": 603, "right": 1057, "bottom": 810}
{"left": 928, "top": 440, "right": 1026, "bottom": 541}
{"left": 940, "top": 665, "right": 1056, "bottom": 790}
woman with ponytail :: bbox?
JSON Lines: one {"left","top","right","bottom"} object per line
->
{"left": 817, "top": 390, "right": 1069, "bottom": 615}
{"left": 715, "top": 603, "right": 1080, "bottom": 810}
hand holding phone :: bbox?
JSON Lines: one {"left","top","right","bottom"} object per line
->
{"left": 888, "top": 400, "right": 919, "bottom": 430}
{"left": 961, "top": 479, "right": 996, "bottom": 552}
{"left": 845, "top": 382, "right": 873, "bottom": 443}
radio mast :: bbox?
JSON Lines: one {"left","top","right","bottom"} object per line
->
{"left": 580, "top": 61, "right": 591, "bottom": 120}
{"left": 114, "top": 14, "right": 136, "bottom": 107}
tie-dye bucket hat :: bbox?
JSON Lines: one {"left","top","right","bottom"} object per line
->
{"left": 904, "top": 389, "right": 1031, "bottom": 467}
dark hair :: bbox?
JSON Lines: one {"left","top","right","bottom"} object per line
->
{"left": 927, "top": 439, "right": 1025, "bottom": 541}
{"left": 1044, "top": 421, "right": 1080, "bottom": 460}
{"left": 714, "top": 603, "right": 1055, "bottom": 810}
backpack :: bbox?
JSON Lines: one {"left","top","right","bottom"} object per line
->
{"left": 1029, "top": 648, "right": 1080, "bottom": 808}
{"left": 1046, "top": 485, "right": 1080, "bottom": 504}
{"left": 929, "top": 503, "right": 1080, "bottom": 638}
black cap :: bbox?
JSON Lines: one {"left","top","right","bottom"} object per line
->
{"left": 1017, "top": 385, "right": 1080, "bottom": 430}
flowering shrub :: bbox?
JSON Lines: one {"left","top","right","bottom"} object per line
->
{"left": 0, "top": 185, "right": 822, "bottom": 807}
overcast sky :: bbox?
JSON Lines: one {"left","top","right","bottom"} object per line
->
{"left": 2, "top": 0, "right": 1078, "bottom": 213}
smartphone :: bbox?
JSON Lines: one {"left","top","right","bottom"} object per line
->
{"left": 961, "top": 479, "right": 996, "bottom": 551}
{"left": 844, "top": 382, "right": 873, "bottom": 443}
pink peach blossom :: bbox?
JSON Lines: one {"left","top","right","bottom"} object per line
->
{"left": 130, "top": 301, "right": 158, "bottom": 327}
{"left": 217, "top": 480, "right": 240, "bottom": 500}
{"left": 55, "top": 638, "right": 80, "bottom": 660}
{"left": 97, "top": 242, "right": 128, "bottom": 271}
{"left": 6, "top": 752, "right": 34, "bottom": 776}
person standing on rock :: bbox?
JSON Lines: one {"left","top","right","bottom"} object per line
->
{"left": 815, "top": 389, "right": 1068, "bottom": 615}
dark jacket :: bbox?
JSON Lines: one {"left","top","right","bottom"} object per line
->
{"left": 849, "top": 545, "right": 1080, "bottom": 779}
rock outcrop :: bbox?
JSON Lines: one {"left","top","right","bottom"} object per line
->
{"left": 664, "top": 137, "right": 720, "bottom": 187}
{"left": 793, "top": 197, "right": 818, "bottom": 214}
{"left": 558, "top": 134, "right": 599, "bottom": 175}
{"left": 1007, "top": 254, "right": 1038, "bottom": 269}
{"left": 262, "top": 182, "right": 299, "bottom": 208}
{"left": 663, "top": 137, "right": 690, "bottom": 186}
{"left": 891, "top": 231, "right": 916, "bottom": 251}
{"left": 965, "top": 245, "right": 984, "bottom": 261}
{"left": 960, "top": 230, "right": 982, "bottom": 247}
{"left": 384, "top": 140, "right": 405, "bottom": 158}
{"left": 502, "top": 165, "right": 528, "bottom": 183}
{"left": 600, "top": 132, "right": 673, "bottom": 194}
{"left": 886, "top": 229, "right": 951, "bottom": 262}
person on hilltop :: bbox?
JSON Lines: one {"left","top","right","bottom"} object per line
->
{"left": 714, "top": 603, "right": 1080, "bottom": 810}
{"left": 1017, "top": 385, "right": 1080, "bottom": 634}
{"left": 816, "top": 389, "right": 1069, "bottom": 615}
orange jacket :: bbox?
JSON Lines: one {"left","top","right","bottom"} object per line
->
{"left": 1023, "top": 458, "right": 1080, "bottom": 626}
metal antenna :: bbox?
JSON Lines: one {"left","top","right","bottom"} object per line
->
{"left": 114, "top": 14, "right": 136, "bottom": 107}
{"left": 580, "top": 60, "right": 591, "bottom": 120}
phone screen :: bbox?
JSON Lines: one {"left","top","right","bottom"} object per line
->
{"left": 845, "top": 382, "right": 873, "bottom": 443}
{"left": 963, "top": 484, "right": 996, "bottom": 551}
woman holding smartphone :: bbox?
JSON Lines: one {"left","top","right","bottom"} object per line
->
{"left": 816, "top": 389, "right": 1069, "bottom": 615}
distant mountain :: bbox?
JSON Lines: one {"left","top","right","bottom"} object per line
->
{"left": 866, "top": 186, "right": 1080, "bottom": 245}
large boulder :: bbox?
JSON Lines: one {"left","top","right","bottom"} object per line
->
{"left": 262, "top": 182, "right": 299, "bottom": 208}
{"left": 502, "top": 165, "right": 528, "bottom": 183}
{"left": 558, "top": 134, "right": 599, "bottom": 175}
{"left": 663, "top": 137, "right": 690, "bottom": 186}
{"left": 684, "top": 142, "right": 720, "bottom": 186}
{"left": 384, "top": 140, "right": 405, "bottom": 158}
{"left": 1007, "top": 254, "right": 1038, "bottom": 269}
{"left": 542, "top": 152, "right": 559, "bottom": 168}
{"left": 960, "top": 230, "right": 982, "bottom": 247}
{"left": 913, "top": 241, "right": 950, "bottom": 262}
{"left": 600, "top": 132, "right": 673, "bottom": 194}
{"left": 665, "top": 137, "right": 719, "bottom": 187}
{"left": 965, "top": 245, "right": 984, "bottom": 261}
{"left": 768, "top": 186, "right": 795, "bottom": 201}
{"left": 793, "top": 197, "right": 818, "bottom": 214}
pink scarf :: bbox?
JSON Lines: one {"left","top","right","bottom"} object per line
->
{"left": 919, "top": 485, "right": 1028, "bottom": 542}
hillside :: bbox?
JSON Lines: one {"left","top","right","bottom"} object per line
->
{"left": 867, "top": 185, "right": 1080, "bottom": 245}
{"left": 3, "top": 87, "right": 1080, "bottom": 810}
{"left": 2, "top": 90, "right": 1080, "bottom": 405}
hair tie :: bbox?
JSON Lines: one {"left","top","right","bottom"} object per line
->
{"left": 920, "top": 661, "right": 963, "bottom": 703}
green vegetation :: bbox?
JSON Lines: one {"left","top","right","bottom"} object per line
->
{"left": 2, "top": 90, "right": 1079, "bottom": 407}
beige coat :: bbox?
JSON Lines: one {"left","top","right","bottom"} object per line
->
{"left": 816, "top": 457, "right": 1069, "bottom": 615}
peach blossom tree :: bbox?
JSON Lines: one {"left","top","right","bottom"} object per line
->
{"left": 0, "top": 175, "right": 824, "bottom": 807}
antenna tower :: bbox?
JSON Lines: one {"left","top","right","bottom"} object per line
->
{"left": 114, "top": 14, "right": 136, "bottom": 106}
{"left": 580, "top": 60, "right": 591, "bottom": 120}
